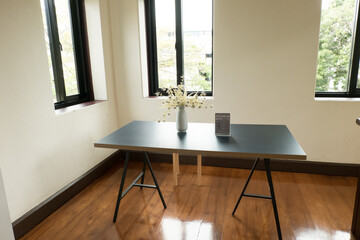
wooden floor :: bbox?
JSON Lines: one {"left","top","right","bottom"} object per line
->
{"left": 21, "top": 161, "right": 357, "bottom": 240}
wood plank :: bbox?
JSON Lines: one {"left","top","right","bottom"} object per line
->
{"left": 20, "top": 162, "right": 357, "bottom": 240}
{"left": 12, "top": 150, "right": 122, "bottom": 239}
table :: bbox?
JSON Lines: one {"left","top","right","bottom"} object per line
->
{"left": 95, "top": 121, "right": 306, "bottom": 239}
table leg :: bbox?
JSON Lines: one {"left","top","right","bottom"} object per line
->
{"left": 232, "top": 158, "right": 259, "bottom": 215}
{"left": 140, "top": 154, "right": 146, "bottom": 189}
{"left": 172, "top": 153, "right": 178, "bottom": 186}
{"left": 176, "top": 153, "right": 180, "bottom": 175}
{"left": 144, "top": 152, "right": 167, "bottom": 209}
{"left": 264, "top": 158, "right": 282, "bottom": 240}
{"left": 232, "top": 158, "right": 282, "bottom": 239}
{"left": 113, "top": 150, "right": 130, "bottom": 222}
{"left": 197, "top": 155, "right": 202, "bottom": 186}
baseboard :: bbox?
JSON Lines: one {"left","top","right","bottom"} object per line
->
{"left": 126, "top": 151, "right": 360, "bottom": 177}
{"left": 12, "top": 150, "right": 122, "bottom": 239}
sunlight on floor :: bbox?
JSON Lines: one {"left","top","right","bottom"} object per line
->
{"left": 161, "top": 220, "right": 352, "bottom": 240}
{"left": 296, "top": 229, "right": 351, "bottom": 240}
{"left": 161, "top": 218, "right": 213, "bottom": 240}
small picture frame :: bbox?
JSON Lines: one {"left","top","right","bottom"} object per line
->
{"left": 215, "top": 113, "right": 231, "bottom": 136}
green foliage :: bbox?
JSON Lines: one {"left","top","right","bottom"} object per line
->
{"left": 40, "top": 0, "right": 79, "bottom": 100}
{"left": 183, "top": 34, "right": 212, "bottom": 91}
{"left": 157, "top": 28, "right": 177, "bottom": 89}
{"left": 157, "top": 29, "right": 212, "bottom": 91}
{"left": 316, "top": 0, "right": 355, "bottom": 92}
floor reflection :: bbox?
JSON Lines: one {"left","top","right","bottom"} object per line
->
{"left": 296, "top": 229, "right": 351, "bottom": 240}
{"left": 161, "top": 218, "right": 213, "bottom": 240}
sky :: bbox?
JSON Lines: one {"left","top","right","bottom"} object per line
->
{"left": 322, "top": 0, "right": 335, "bottom": 10}
{"left": 155, "top": 0, "right": 212, "bottom": 32}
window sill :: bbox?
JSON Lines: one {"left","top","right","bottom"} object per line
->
{"left": 314, "top": 97, "right": 360, "bottom": 102}
{"left": 144, "top": 96, "right": 214, "bottom": 100}
{"left": 55, "top": 100, "right": 106, "bottom": 115}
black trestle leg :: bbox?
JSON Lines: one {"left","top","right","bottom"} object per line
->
{"left": 232, "top": 158, "right": 259, "bottom": 215}
{"left": 140, "top": 154, "right": 146, "bottom": 189}
{"left": 264, "top": 158, "right": 282, "bottom": 240}
{"left": 113, "top": 151, "right": 130, "bottom": 223}
{"left": 144, "top": 152, "right": 167, "bottom": 209}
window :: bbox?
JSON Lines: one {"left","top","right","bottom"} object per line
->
{"left": 40, "top": 0, "right": 93, "bottom": 109}
{"left": 144, "top": 0, "right": 213, "bottom": 96}
{"left": 315, "top": 0, "right": 360, "bottom": 97}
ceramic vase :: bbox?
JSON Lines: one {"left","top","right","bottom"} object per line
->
{"left": 176, "top": 105, "right": 188, "bottom": 132}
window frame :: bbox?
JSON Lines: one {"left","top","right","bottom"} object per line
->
{"left": 315, "top": 0, "right": 360, "bottom": 98}
{"left": 43, "top": 0, "right": 93, "bottom": 109}
{"left": 144, "top": 0, "right": 214, "bottom": 96}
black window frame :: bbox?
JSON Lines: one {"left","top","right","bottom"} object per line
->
{"left": 144, "top": 0, "right": 214, "bottom": 96}
{"left": 316, "top": 0, "right": 360, "bottom": 98}
{"left": 43, "top": 0, "right": 93, "bottom": 109}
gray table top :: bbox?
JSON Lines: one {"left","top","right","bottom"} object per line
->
{"left": 95, "top": 121, "right": 306, "bottom": 160}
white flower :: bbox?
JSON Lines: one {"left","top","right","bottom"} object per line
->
{"left": 156, "top": 78, "right": 211, "bottom": 122}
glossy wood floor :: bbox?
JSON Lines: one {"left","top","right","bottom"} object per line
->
{"left": 21, "top": 161, "right": 357, "bottom": 240}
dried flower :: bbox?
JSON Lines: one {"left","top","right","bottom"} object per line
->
{"left": 156, "top": 78, "right": 211, "bottom": 121}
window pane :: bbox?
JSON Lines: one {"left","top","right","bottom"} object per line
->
{"left": 155, "top": 0, "right": 177, "bottom": 88}
{"left": 316, "top": 0, "right": 356, "bottom": 92}
{"left": 54, "top": 0, "right": 79, "bottom": 96}
{"left": 40, "top": 0, "right": 57, "bottom": 102}
{"left": 183, "top": 0, "right": 212, "bottom": 92}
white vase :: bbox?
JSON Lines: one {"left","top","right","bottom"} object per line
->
{"left": 176, "top": 105, "right": 188, "bottom": 132}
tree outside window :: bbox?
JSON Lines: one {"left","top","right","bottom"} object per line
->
{"left": 316, "top": 0, "right": 360, "bottom": 97}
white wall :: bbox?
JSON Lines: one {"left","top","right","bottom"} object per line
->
{"left": 109, "top": 0, "right": 360, "bottom": 164}
{"left": 0, "top": 0, "right": 118, "bottom": 221}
